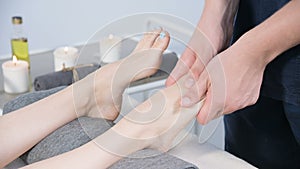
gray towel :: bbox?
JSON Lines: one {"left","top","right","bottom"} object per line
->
{"left": 4, "top": 157, "right": 27, "bottom": 169}
{"left": 3, "top": 87, "right": 197, "bottom": 169}
{"left": 3, "top": 86, "right": 66, "bottom": 115}
{"left": 25, "top": 118, "right": 197, "bottom": 169}
{"left": 33, "top": 63, "right": 100, "bottom": 91}
{"left": 26, "top": 116, "right": 113, "bottom": 164}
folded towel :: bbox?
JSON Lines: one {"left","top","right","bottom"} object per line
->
{"left": 33, "top": 63, "right": 100, "bottom": 91}
{"left": 33, "top": 52, "right": 177, "bottom": 91}
{"left": 3, "top": 87, "right": 197, "bottom": 169}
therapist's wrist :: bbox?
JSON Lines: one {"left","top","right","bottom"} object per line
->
{"left": 231, "top": 32, "right": 274, "bottom": 68}
{"left": 187, "top": 28, "right": 217, "bottom": 65}
{"left": 199, "top": 26, "right": 231, "bottom": 54}
{"left": 198, "top": 12, "right": 235, "bottom": 54}
{"left": 235, "top": 25, "right": 290, "bottom": 67}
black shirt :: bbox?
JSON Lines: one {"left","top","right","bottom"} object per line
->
{"left": 232, "top": 0, "right": 300, "bottom": 105}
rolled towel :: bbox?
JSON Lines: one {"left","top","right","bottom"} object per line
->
{"left": 34, "top": 63, "right": 100, "bottom": 91}
{"left": 3, "top": 86, "right": 66, "bottom": 115}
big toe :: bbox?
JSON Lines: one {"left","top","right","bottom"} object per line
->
{"left": 152, "top": 31, "right": 170, "bottom": 50}
{"left": 134, "top": 29, "right": 162, "bottom": 51}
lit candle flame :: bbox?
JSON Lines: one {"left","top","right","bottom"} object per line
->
{"left": 64, "top": 47, "right": 69, "bottom": 54}
{"left": 12, "top": 55, "right": 18, "bottom": 65}
{"left": 108, "top": 34, "right": 114, "bottom": 39}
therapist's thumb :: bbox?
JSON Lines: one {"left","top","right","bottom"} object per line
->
{"left": 181, "top": 72, "right": 208, "bottom": 107}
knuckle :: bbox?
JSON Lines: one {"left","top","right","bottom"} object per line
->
{"left": 198, "top": 117, "right": 208, "bottom": 125}
{"left": 191, "top": 94, "right": 201, "bottom": 104}
{"left": 191, "top": 68, "right": 201, "bottom": 77}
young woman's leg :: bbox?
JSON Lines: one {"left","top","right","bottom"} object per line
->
{"left": 22, "top": 72, "right": 203, "bottom": 169}
{"left": 74, "top": 28, "right": 170, "bottom": 120}
{"left": 0, "top": 29, "right": 169, "bottom": 168}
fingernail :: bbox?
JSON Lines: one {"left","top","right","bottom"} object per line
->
{"left": 160, "top": 32, "right": 166, "bottom": 39}
{"left": 185, "top": 78, "right": 194, "bottom": 88}
{"left": 181, "top": 97, "right": 192, "bottom": 106}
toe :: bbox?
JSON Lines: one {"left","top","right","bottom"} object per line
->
{"left": 134, "top": 28, "right": 162, "bottom": 51}
{"left": 152, "top": 31, "right": 170, "bottom": 50}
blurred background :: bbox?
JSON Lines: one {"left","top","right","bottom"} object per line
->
{"left": 0, "top": 0, "right": 225, "bottom": 150}
{"left": 0, "top": 0, "right": 204, "bottom": 59}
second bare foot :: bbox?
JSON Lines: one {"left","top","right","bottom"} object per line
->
{"left": 75, "top": 29, "right": 170, "bottom": 120}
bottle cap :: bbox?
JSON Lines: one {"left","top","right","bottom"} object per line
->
{"left": 12, "top": 16, "right": 22, "bottom": 24}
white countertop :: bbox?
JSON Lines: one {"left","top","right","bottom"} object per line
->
{"left": 169, "top": 134, "right": 257, "bottom": 169}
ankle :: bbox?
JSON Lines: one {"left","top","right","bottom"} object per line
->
{"left": 112, "top": 117, "right": 153, "bottom": 149}
{"left": 71, "top": 73, "right": 95, "bottom": 117}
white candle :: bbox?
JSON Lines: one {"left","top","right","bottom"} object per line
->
{"left": 2, "top": 55, "right": 29, "bottom": 94}
{"left": 100, "top": 34, "right": 122, "bottom": 63}
{"left": 53, "top": 46, "right": 78, "bottom": 71}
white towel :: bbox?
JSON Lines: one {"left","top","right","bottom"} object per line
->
{"left": 169, "top": 134, "right": 257, "bottom": 169}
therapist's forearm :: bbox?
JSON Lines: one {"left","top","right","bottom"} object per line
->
{"left": 232, "top": 0, "right": 300, "bottom": 65}
{"left": 198, "top": 0, "right": 240, "bottom": 52}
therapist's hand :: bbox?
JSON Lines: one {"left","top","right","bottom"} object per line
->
{"left": 181, "top": 44, "right": 268, "bottom": 124}
{"left": 165, "top": 29, "right": 216, "bottom": 87}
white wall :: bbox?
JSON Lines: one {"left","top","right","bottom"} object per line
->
{"left": 0, "top": 0, "right": 204, "bottom": 58}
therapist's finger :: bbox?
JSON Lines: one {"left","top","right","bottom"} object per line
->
{"left": 197, "top": 83, "right": 226, "bottom": 124}
{"left": 181, "top": 70, "right": 209, "bottom": 107}
{"left": 165, "top": 47, "right": 196, "bottom": 87}
{"left": 197, "top": 60, "right": 226, "bottom": 124}
{"left": 196, "top": 86, "right": 214, "bottom": 125}
{"left": 189, "top": 56, "right": 206, "bottom": 79}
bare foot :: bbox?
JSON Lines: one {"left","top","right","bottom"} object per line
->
{"left": 111, "top": 74, "right": 204, "bottom": 152}
{"left": 75, "top": 29, "right": 170, "bottom": 120}
{"left": 82, "top": 74, "right": 203, "bottom": 164}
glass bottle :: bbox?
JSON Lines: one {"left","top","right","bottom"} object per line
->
{"left": 11, "top": 16, "right": 30, "bottom": 68}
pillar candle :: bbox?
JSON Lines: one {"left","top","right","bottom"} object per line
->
{"left": 100, "top": 34, "right": 122, "bottom": 63}
{"left": 2, "top": 55, "right": 29, "bottom": 93}
{"left": 53, "top": 46, "right": 78, "bottom": 71}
